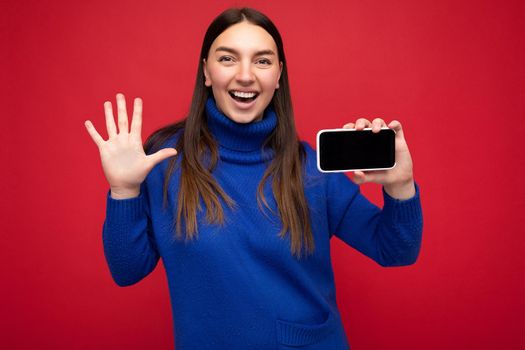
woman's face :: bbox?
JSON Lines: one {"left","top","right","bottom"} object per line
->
{"left": 203, "top": 21, "right": 282, "bottom": 124}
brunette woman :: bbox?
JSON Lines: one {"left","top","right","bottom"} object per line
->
{"left": 85, "top": 7, "right": 422, "bottom": 350}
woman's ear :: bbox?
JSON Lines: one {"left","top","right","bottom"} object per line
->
{"left": 203, "top": 59, "right": 212, "bottom": 87}
{"left": 276, "top": 61, "right": 283, "bottom": 89}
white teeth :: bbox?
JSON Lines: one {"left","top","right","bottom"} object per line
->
{"left": 232, "top": 91, "right": 257, "bottom": 98}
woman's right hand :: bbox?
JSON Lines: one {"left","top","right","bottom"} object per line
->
{"left": 84, "top": 93, "right": 178, "bottom": 199}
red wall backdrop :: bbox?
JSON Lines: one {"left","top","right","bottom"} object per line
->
{"left": 3, "top": 0, "right": 525, "bottom": 349}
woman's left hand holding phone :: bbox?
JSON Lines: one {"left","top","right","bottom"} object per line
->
{"left": 84, "top": 93, "right": 178, "bottom": 199}
{"left": 343, "top": 117, "right": 416, "bottom": 200}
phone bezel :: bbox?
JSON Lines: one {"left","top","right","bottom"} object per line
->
{"left": 316, "top": 127, "right": 397, "bottom": 173}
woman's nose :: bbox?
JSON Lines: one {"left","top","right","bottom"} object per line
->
{"left": 235, "top": 62, "right": 255, "bottom": 84}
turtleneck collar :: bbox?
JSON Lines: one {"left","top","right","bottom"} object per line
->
{"left": 205, "top": 97, "right": 277, "bottom": 153}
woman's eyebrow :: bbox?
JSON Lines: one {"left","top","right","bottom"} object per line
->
{"left": 215, "top": 46, "right": 276, "bottom": 56}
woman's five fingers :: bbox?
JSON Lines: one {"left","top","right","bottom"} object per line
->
{"left": 353, "top": 171, "right": 367, "bottom": 185}
{"left": 371, "top": 118, "right": 387, "bottom": 132}
{"left": 353, "top": 170, "right": 379, "bottom": 185}
{"left": 84, "top": 120, "right": 104, "bottom": 147}
{"left": 388, "top": 120, "right": 405, "bottom": 139}
{"left": 130, "top": 97, "right": 143, "bottom": 138}
{"left": 116, "top": 93, "right": 129, "bottom": 134}
{"left": 353, "top": 169, "right": 388, "bottom": 185}
{"left": 355, "top": 118, "right": 371, "bottom": 130}
{"left": 104, "top": 100, "right": 117, "bottom": 138}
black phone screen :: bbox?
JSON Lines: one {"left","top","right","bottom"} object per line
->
{"left": 318, "top": 129, "right": 396, "bottom": 171}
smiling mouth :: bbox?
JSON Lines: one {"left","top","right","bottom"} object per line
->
{"left": 229, "top": 90, "right": 259, "bottom": 103}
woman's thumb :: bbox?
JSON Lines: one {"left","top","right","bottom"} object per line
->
{"left": 149, "top": 148, "right": 178, "bottom": 165}
{"left": 353, "top": 171, "right": 367, "bottom": 185}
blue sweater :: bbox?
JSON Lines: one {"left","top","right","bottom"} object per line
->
{"left": 103, "top": 98, "right": 423, "bottom": 350}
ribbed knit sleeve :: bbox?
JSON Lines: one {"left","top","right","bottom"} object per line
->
{"left": 102, "top": 182, "right": 160, "bottom": 286}
{"left": 327, "top": 172, "right": 423, "bottom": 266}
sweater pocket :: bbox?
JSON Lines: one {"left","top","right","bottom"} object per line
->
{"left": 276, "top": 311, "right": 343, "bottom": 348}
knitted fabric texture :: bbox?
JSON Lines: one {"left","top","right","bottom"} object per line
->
{"left": 102, "top": 98, "right": 423, "bottom": 349}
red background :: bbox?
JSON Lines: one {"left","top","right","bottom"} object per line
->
{"left": 3, "top": 0, "right": 525, "bottom": 349}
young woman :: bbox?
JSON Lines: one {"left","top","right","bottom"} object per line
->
{"left": 85, "top": 7, "right": 422, "bottom": 350}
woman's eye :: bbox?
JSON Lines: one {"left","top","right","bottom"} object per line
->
{"left": 257, "top": 58, "right": 272, "bottom": 65}
{"left": 218, "top": 56, "right": 234, "bottom": 63}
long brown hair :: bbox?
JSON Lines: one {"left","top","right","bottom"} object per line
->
{"left": 144, "top": 8, "right": 314, "bottom": 258}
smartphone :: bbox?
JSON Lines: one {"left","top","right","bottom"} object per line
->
{"left": 316, "top": 128, "right": 396, "bottom": 172}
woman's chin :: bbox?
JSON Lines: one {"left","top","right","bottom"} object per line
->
{"left": 224, "top": 110, "right": 263, "bottom": 124}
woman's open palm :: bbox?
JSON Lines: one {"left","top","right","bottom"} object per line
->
{"left": 84, "top": 93, "right": 177, "bottom": 198}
